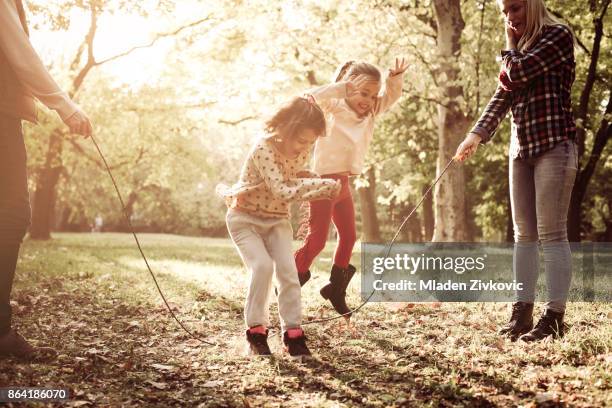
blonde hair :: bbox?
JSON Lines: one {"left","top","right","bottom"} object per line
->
{"left": 499, "top": 0, "right": 569, "bottom": 51}
{"left": 334, "top": 61, "right": 381, "bottom": 83}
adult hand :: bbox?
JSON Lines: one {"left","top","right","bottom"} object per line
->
{"left": 388, "top": 57, "right": 408, "bottom": 77}
{"left": 455, "top": 133, "right": 482, "bottom": 162}
{"left": 64, "top": 107, "right": 93, "bottom": 138}
{"left": 505, "top": 21, "right": 518, "bottom": 50}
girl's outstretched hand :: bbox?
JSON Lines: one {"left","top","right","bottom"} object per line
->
{"left": 388, "top": 57, "right": 408, "bottom": 77}
{"left": 455, "top": 132, "right": 482, "bottom": 162}
{"left": 345, "top": 75, "right": 370, "bottom": 98}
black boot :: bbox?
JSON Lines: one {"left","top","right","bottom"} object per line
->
{"left": 298, "top": 270, "right": 311, "bottom": 287}
{"left": 520, "top": 309, "right": 565, "bottom": 342}
{"left": 499, "top": 302, "right": 534, "bottom": 341}
{"left": 283, "top": 330, "right": 312, "bottom": 361}
{"left": 343, "top": 264, "right": 356, "bottom": 290}
{"left": 245, "top": 328, "right": 272, "bottom": 356}
{"left": 320, "top": 264, "right": 355, "bottom": 317}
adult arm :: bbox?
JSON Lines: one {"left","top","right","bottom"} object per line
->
{"left": 0, "top": 1, "right": 92, "bottom": 136}
{"left": 455, "top": 85, "right": 513, "bottom": 161}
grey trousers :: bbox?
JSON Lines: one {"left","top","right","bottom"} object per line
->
{"left": 510, "top": 140, "right": 578, "bottom": 312}
{"left": 226, "top": 209, "right": 301, "bottom": 332}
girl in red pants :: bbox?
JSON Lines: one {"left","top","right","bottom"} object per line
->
{"left": 294, "top": 58, "right": 408, "bottom": 316}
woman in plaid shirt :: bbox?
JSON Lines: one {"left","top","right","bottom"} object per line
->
{"left": 455, "top": 0, "right": 577, "bottom": 342}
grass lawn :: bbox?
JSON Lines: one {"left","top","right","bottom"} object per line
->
{"left": 1, "top": 233, "right": 610, "bottom": 407}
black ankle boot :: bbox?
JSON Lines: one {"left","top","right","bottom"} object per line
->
{"left": 245, "top": 328, "right": 272, "bottom": 356}
{"left": 343, "top": 265, "right": 356, "bottom": 292}
{"left": 298, "top": 270, "right": 311, "bottom": 287}
{"left": 499, "top": 302, "right": 534, "bottom": 341}
{"left": 520, "top": 309, "right": 565, "bottom": 342}
{"left": 320, "top": 264, "right": 355, "bottom": 317}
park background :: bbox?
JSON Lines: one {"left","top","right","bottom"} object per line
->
{"left": 2, "top": 0, "right": 611, "bottom": 407}
{"left": 20, "top": 0, "right": 611, "bottom": 243}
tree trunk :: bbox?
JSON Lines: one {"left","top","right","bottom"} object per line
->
{"left": 57, "top": 206, "right": 71, "bottom": 231}
{"left": 119, "top": 191, "right": 138, "bottom": 231}
{"left": 399, "top": 202, "right": 423, "bottom": 242}
{"left": 357, "top": 168, "right": 382, "bottom": 242}
{"left": 27, "top": 5, "right": 213, "bottom": 240}
{"left": 30, "top": 132, "right": 64, "bottom": 240}
{"left": 568, "top": 96, "right": 611, "bottom": 241}
{"left": 432, "top": 0, "right": 471, "bottom": 242}
{"left": 567, "top": 1, "right": 610, "bottom": 241}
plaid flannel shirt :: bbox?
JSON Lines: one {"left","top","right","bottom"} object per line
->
{"left": 471, "top": 24, "right": 576, "bottom": 159}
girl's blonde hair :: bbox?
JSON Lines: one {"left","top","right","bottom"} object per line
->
{"left": 334, "top": 61, "right": 381, "bottom": 83}
{"left": 264, "top": 96, "right": 326, "bottom": 140}
{"left": 500, "top": 0, "right": 569, "bottom": 51}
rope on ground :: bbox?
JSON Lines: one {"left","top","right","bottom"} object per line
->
{"left": 90, "top": 135, "right": 216, "bottom": 346}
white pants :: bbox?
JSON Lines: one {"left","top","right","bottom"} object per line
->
{"left": 226, "top": 209, "right": 301, "bottom": 331}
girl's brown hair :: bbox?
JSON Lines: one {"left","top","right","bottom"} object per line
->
{"left": 334, "top": 61, "right": 381, "bottom": 83}
{"left": 264, "top": 96, "right": 326, "bottom": 140}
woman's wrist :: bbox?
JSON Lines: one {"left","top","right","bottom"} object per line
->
{"left": 506, "top": 35, "right": 517, "bottom": 50}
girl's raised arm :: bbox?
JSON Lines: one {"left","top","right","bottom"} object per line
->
{"left": 373, "top": 58, "right": 408, "bottom": 116}
{"left": 307, "top": 75, "right": 370, "bottom": 112}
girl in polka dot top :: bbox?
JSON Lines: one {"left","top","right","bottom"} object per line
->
{"left": 217, "top": 96, "right": 341, "bottom": 359}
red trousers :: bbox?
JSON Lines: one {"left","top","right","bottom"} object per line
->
{"left": 294, "top": 174, "right": 356, "bottom": 274}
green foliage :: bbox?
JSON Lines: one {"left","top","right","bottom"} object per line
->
{"left": 23, "top": 0, "right": 610, "bottom": 239}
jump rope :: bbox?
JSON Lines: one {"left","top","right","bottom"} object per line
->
{"left": 90, "top": 133, "right": 460, "bottom": 345}
{"left": 83, "top": 3, "right": 471, "bottom": 346}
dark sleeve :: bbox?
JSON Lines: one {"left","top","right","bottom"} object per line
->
{"left": 469, "top": 84, "right": 513, "bottom": 143}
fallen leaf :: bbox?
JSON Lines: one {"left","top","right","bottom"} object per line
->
{"left": 535, "top": 392, "right": 558, "bottom": 403}
{"left": 146, "top": 380, "right": 168, "bottom": 390}
{"left": 151, "top": 363, "right": 175, "bottom": 372}
{"left": 202, "top": 380, "right": 224, "bottom": 388}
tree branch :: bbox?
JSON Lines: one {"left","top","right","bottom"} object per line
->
{"left": 95, "top": 16, "right": 213, "bottom": 66}
{"left": 218, "top": 116, "right": 258, "bottom": 126}
{"left": 388, "top": 7, "right": 440, "bottom": 87}
{"left": 124, "top": 102, "right": 217, "bottom": 113}
{"left": 70, "top": 10, "right": 213, "bottom": 96}
{"left": 402, "top": 90, "right": 452, "bottom": 109}
{"left": 578, "top": 90, "right": 612, "bottom": 192}
{"left": 69, "top": 3, "right": 98, "bottom": 96}
{"left": 574, "top": 0, "right": 609, "bottom": 158}
{"left": 66, "top": 137, "right": 148, "bottom": 171}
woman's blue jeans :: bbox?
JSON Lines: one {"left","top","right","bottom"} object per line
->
{"left": 510, "top": 140, "right": 578, "bottom": 312}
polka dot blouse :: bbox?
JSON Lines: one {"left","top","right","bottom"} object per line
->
{"left": 217, "top": 137, "right": 340, "bottom": 218}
